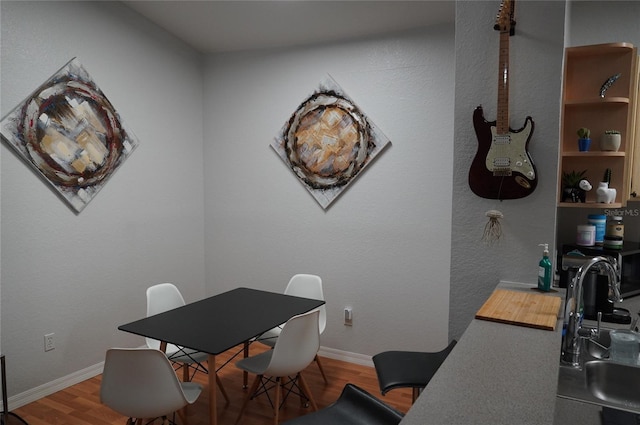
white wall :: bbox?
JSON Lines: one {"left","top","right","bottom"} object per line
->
{"left": 0, "top": 1, "right": 206, "bottom": 397}
{"left": 202, "top": 26, "right": 455, "bottom": 356}
{"left": 449, "top": 1, "right": 566, "bottom": 339}
{"left": 566, "top": 1, "right": 640, "bottom": 48}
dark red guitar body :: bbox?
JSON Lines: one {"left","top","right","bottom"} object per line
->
{"left": 468, "top": 106, "right": 537, "bottom": 200}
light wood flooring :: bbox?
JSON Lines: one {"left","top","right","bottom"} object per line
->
{"left": 6, "top": 344, "right": 412, "bottom": 425}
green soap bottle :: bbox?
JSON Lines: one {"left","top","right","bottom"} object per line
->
{"left": 537, "top": 243, "right": 552, "bottom": 292}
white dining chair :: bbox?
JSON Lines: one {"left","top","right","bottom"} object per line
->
{"left": 146, "top": 283, "right": 229, "bottom": 402}
{"left": 235, "top": 310, "right": 320, "bottom": 425}
{"left": 257, "top": 274, "right": 328, "bottom": 382}
{"left": 100, "top": 347, "right": 202, "bottom": 425}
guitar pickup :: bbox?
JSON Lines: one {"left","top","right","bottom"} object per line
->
{"left": 494, "top": 135, "right": 511, "bottom": 145}
{"left": 493, "top": 168, "right": 513, "bottom": 176}
{"left": 493, "top": 157, "right": 511, "bottom": 167}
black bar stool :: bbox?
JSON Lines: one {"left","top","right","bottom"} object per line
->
{"left": 372, "top": 339, "right": 457, "bottom": 403}
{"left": 281, "top": 384, "right": 404, "bottom": 425}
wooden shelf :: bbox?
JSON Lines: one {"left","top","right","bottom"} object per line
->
{"left": 558, "top": 42, "right": 639, "bottom": 208}
{"left": 565, "top": 42, "right": 635, "bottom": 57}
{"left": 564, "top": 97, "right": 630, "bottom": 106}
{"left": 561, "top": 151, "right": 626, "bottom": 158}
{"left": 558, "top": 202, "right": 623, "bottom": 209}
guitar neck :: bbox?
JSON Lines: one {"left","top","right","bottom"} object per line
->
{"left": 496, "top": 30, "right": 510, "bottom": 135}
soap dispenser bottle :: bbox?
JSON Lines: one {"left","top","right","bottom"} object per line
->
{"left": 538, "top": 243, "right": 552, "bottom": 292}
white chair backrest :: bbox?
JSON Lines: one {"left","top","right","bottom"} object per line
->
{"left": 284, "top": 274, "right": 326, "bottom": 335}
{"left": 100, "top": 348, "right": 190, "bottom": 418}
{"left": 265, "top": 310, "right": 320, "bottom": 377}
{"left": 145, "top": 283, "right": 186, "bottom": 351}
{"left": 147, "top": 283, "right": 186, "bottom": 316}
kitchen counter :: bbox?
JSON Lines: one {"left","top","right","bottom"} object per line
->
{"left": 399, "top": 281, "right": 640, "bottom": 425}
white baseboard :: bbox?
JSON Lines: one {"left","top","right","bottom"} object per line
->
{"left": 3, "top": 361, "right": 104, "bottom": 411}
{"left": 4, "top": 346, "right": 370, "bottom": 410}
{"left": 318, "top": 345, "right": 373, "bottom": 367}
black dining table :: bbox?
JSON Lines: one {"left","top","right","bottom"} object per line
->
{"left": 118, "top": 286, "right": 325, "bottom": 425}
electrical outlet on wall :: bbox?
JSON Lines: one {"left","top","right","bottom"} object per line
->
{"left": 44, "top": 333, "right": 55, "bottom": 351}
{"left": 344, "top": 307, "right": 353, "bottom": 326}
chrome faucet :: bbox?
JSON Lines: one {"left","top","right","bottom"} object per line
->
{"left": 561, "top": 256, "right": 623, "bottom": 367}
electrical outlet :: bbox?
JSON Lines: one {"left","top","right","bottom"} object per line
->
{"left": 344, "top": 307, "right": 353, "bottom": 326}
{"left": 44, "top": 333, "right": 55, "bottom": 352}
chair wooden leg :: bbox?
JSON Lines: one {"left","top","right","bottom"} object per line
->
{"left": 412, "top": 387, "right": 421, "bottom": 403}
{"left": 273, "top": 377, "right": 282, "bottom": 425}
{"left": 243, "top": 342, "right": 249, "bottom": 388}
{"left": 296, "top": 374, "right": 306, "bottom": 407}
{"left": 314, "top": 355, "right": 328, "bottom": 383}
{"left": 297, "top": 373, "right": 317, "bottom": 411}
{"left": 178, "top": 403, "right": 192, "bottom": 425}
{"left": 217, "top": 375, "right": 230, "bottom": 404}
{"left": 182, "top": 362, "right": 190, "bottom": 382}
{"left": 235, "top": 375, "right": 261, "bottom": 425}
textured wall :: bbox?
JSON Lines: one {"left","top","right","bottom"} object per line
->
{"left": 202, "top": 26, "right": 455, "bottom": 356}
{"left": 1, "top": 1, "right": 206, "bottom": 395}
{"left": 449, "top": 1, "right": 565, "bottom": 340}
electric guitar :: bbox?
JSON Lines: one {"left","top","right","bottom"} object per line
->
{"left": 468, "top": 0, "right": 537, "bottom": 200}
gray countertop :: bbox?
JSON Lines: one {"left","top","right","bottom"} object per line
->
{"left": 399, "top": 281, "right": 640, "bottom": 425}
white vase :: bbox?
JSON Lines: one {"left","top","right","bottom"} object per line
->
{"left": 600, "top": 133, "right": 621, "bottom": 151}
{"left": 596, "top": 182, "right": 616, "bottom": 203}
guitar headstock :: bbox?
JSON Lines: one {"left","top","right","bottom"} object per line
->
{"left": 494, "top": 0, "right": 516, "bottom": 36}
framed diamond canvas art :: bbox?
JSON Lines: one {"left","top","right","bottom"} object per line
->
{"left": 1, "top": 57, "right": 139, "bottom": 213}
{"left": 271, "top": 75, "right": 391, "bottom": 209}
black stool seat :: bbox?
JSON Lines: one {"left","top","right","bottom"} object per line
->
{"left": 372, "top": 339, "right": 457, "bottom": 402}
{"left": 281, "top": 384, "right": 404, "bottom": 425}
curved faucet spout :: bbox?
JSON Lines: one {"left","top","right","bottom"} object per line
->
{"left": 561, "top": 256, "right": 622, "bottom": 367}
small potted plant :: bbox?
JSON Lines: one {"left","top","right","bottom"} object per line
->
{"left": 601, "top": 130, "right": 621, "bottom": 151}
{"left": 577, "top": 127, "right": 591, "bottom": 152}
{"left": 562, "top": 169, "right": 588, "bottom": 202}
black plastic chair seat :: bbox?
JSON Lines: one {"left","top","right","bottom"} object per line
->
{"left": 372, "top": 340, "right": 457, "bottom": 402}
{"left": 281, "top": 383, "right": 404, "bottom": 425}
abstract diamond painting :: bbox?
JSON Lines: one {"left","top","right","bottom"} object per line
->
{"left": 271, "top": 75, "right": 391, "bottom": 209}
{"left": 1, "top": 57, "right": 139, "bottom": 213}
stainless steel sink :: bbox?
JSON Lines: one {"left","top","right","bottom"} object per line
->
{"left": 557, "top": 328, "right": 640, "bottom": 414}
{"left": 585, "top": 360, "right": 640, "bottom": 408}
{"left": 585, "top": 329, "right": 610, "bottom": 359}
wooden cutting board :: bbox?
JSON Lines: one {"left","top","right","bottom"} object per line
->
{"left": 475, "top": 289, "right": 563, "bottom": 331}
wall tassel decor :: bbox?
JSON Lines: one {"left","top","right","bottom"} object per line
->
{"left": 482, "top": 209, "right": 504, "bottom": 245}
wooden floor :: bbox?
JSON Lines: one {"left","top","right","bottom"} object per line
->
{"left": 6, "top": 344, "right": 412, "bottom": 425}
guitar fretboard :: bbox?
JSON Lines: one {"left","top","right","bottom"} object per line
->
{"left": 496, "top": 30, "right": 510, "bottom": 135}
